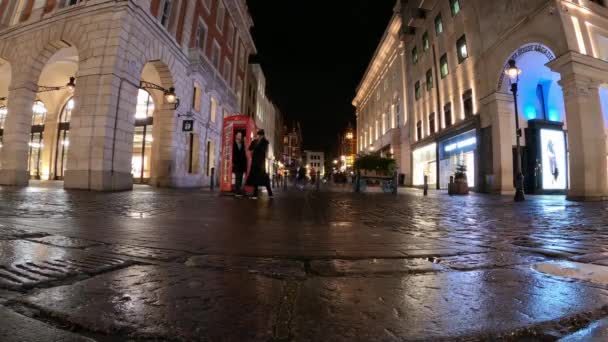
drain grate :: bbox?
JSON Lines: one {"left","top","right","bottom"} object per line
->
{"left": 0, "top": 240, "right": 130, "bottom": 290}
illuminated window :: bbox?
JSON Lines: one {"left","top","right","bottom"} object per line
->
{"left": 429, "top": 113, "right": 435, "bottom": 134}
{"left": 435, "top": 14, "right": 443, "bottom": 35}
{"left": 31, "top": 100, "right": 47, "bottom": 126}
{"left": 193, "top": 84, "right": 202, "bottom": 112}
{"left": 416, "top": 121, "right": 422, "bottom": 141}
{"left": 412, "top": 46, "right": 418, "bottom": 64}
{"left": 456, "top": 35, "right": 468, "bottom": 63}
{"left": 422, "top": 32, "right": 430, "bottom": 52}
{"left": 440, "top": 54, "right": 449, "bottom": 78}
{"left": 0, "top": 105, "right": 6, "bottom": 129}
{"left": 60, "top": 98, "right": 74, "bottom": 123}
{"left": 450, "top": 0, "right": 461, "bottom": 17}
{"left": 426, "top": 69, "right": 433, "bottom": 91}
{"left": 135, "top": 89, "right": 155, "bottom": 120}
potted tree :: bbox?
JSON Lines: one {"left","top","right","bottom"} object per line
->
{"left": 453, "top": 163, "right": 469, "bottom": 195}
{"left": 354, "top": 153, "right": 396, "bottom": 177}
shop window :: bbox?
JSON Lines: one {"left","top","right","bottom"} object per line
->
{"left": 457, "top": 35, "right": 468, "bottom": 63}
{"left": 412, "top": 46, "right": 419, "bottom": 64}
{"left": 210, "top": 97, "right": 218, "bottom": 123}
{"left": 206, "top": 140, "right": 215, "bottom": 176}
{"left": 188, "top": 133, "right": 200, "bottom": 174}
{"left": 193, "top": 84, "right": 202, "bottom": 112}
{"left": 463, "top": 89, "right": 473, "bottom": 118}
{"left": 415, "top": 81, "right": 421, "bottom": 100}
{"left": 132, "top": 90, "right": 154, "bottom": 183}
{"left": 422, "top": 32, "right": 430, "bottom": 52}
{"left": 196, "top": 20, "right": 207, "bottom": 52}
{"left": 426, "top": 69, "right": 433, "bottom": 91}
{"left": 435, "top": 14, "right": 443, "bottom": 35}
{"left": 417, "top": 121, "right": 422, "bottom": 141}
{"left": 429, "top": 113, "right": 436, "bottom": 134}
{"left": 55, "top": 98, "right": 74, "bottom": 179}
{"left": 444, "top": 103, "right": 452, "bottom": 127}
{"left": 31, "top": 100, "right": 46, "bottom": 126}
{"left": 440, "top": 54, "right": 449, "bottom": 78}
{"left": 450, "top": 0, "right": 461, "bottom": 17}
{"left": 0, "top": 105, "right": 7, "bottom": 130}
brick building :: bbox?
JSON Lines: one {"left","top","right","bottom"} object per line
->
{"left": 0, "top": 0, "right": 256, "bottom": 190}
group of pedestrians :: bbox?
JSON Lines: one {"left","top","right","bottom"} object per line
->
{"left": 232, "top": 129, "right": 273, "bottom": 200}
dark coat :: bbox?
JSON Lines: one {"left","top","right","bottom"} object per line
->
{"left": 246, "top": 138, "right": 270, "bottom": 186}
{"left": 232, "top": 141, "right": 247, "bottom": 173}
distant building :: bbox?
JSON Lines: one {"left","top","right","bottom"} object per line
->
{"left": 283, "top": 123, "right": 303, "bottom": 167}
{"left": 339, "top": 124, "right": 357, "bottom": 170}
{"left": 304, "top": 151, "right": 325, "bottom": 176}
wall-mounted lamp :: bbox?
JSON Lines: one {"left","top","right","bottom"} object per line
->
{"left": 37, "top": 76, "right": 77, "bottom": 93}
{"left": 139, "top": 81, "right": 180, "bottom": 110}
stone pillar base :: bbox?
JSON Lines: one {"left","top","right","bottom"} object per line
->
{"left": 64, "top": 170, "right": 133, "bottom": 191}
{"left": 566, "top": 193, "right": 608, "bottom": 202}
{"left": 0, "top": 170, "right": 30, "bottom": 186}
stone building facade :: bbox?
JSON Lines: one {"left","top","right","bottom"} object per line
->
{"left": 356, "top": 0, "right": 608, "bottom": 201}
{"left": 0, "top": 0, "right": 256, "bottom": 191}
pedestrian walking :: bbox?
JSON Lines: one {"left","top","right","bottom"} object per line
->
{"left": 297, "top": 165, "right": 307, "bottom": 190}
{"left": 246, "top": 129, "right": 273, "bottom": 199}
{"left": 232, "top": 131, "right": 247, "bottom": 197}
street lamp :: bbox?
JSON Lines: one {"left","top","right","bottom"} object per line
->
{"left": 505, "top": 59, "right": 525, "bottom": 202}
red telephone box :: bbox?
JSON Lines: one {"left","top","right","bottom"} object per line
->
{"left": 220, "top": 115, "right": 257, "bottom": 193}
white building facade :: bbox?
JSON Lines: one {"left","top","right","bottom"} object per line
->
{"left": 356, "top": 0, "right": 608, "bottom": 201}
{"left": 0, "top": 0, "right": 256, "bottom": 191}
{"left": 304, "top": 150, "right": 325, "bottom": 176}
{"left": 250, "top": 63, "right": 279, "bottom": 175}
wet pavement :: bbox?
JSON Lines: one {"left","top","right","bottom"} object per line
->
{"left": 1, "top": 182, "right": 608, "bottom": 340}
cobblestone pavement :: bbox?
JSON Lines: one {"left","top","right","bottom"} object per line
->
{"left": 2, "top": 182, "right": 608, "bottom": 340}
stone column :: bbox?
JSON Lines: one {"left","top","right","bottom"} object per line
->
{"left": 63, "top": 73, "right": 138, "bottom": 191}
{"left": 0, "top": 82, "right": 37, "bottom": 186}
{"left": 480, "top": 92, "right": 516, "bottom": 194}
{"left": 549, "top": 52, "right": 608, "bottom": 201}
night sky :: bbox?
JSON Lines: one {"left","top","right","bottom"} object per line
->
{"left": 247, "top": 1, "right": 395, "bottom": 154}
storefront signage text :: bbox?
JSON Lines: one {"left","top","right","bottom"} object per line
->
{"left": 444, "top": 137, "right": 476, "bottom": 153}
{"left": 497, "top": 43, "right": 555, "bottom": 90}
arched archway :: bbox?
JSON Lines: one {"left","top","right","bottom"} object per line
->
{"left": 54, "top": 97, "right": 74, "bottom": 180}
{"left": 497, "top": 43, "right": 565, "bottom": 123}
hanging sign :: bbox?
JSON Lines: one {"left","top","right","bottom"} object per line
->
{"left": 182, "top": 120, "right": 194, "bottom": 132}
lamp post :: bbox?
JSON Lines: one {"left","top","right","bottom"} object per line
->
{"left": 505, "top": 59, "right": 525, "bottom": 202}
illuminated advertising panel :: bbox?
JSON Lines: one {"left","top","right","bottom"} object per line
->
{"left": 540, "top": 129, "right": 567, "bottom": 190}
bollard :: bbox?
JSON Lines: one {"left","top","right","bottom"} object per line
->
{"left": 210, "top": 167, "right": 215, "bottom": 191}
{"left": 283, "top": 175, "right": 288, "bottom": 191}
{"left": 448, "top": 176, "right": 454, "bottom": 196}
{"left": 392, "top": 171, "right": 398, "bottom": 195}
{"left": 423, "top": 175, "right": 428, "bottom": 196}
{"left": 355, "top": 170, "right": 361, "bottom": 193}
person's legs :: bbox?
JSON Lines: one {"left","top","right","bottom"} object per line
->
{"left": 252, "top": 186, "right": 259, "bottom": 198}
{"left": 266, "top": 177, "right": 273, "bottom": 197}
{"left": 234, "top": 171, "right": 243, "bottom": 194}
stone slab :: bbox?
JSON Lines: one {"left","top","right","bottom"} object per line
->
{"left": 310, "top": 258, "right": 442, "bottom": 276}
{"left": 28, "top": 235, "right": 103, "bottom": 249}
{"left": 0, "top": 307, "right": 94, "bottom": 342}
{"left": 0, "top": 289, "right": 20, "bottom": 304}
{"left": 0, "top": 240, "right": 130, "bottom": 290}
{"left": 438, "top": 252, "right": 547, "bottom": 270}
{"left": 293, "top": 268, "right": 608, "bottom": 341}
{"left": 88, "top": 244, "right": 186, "bottom": 261}
{"left": 22, "top": 265, "right": 285, "bottom": 341}
{"left": 186, "top": 255, "right": 306, "bottom": 279}
{"left": 559, "top": 318, "right": 608, "bottom": 341}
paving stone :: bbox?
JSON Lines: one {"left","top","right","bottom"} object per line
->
{"left": 571, "top": 252, "right": 608, "bottom": 263}
{"left": 88, "top": 244, "right": 186, "bottom": 261}
{"left": 0, "top": 240, "right": 130, "bottom": 290}
{"left": 0, "top": 289, "right": 20, "bottom": 304}
{"left": 293, "top": 268, "right": 608, "bottom": 341}
{"left": 310, "top": 258, "right": 443, "bottom": 276}
{"left": 28, "top": 236, "right": 102, "bottom": 249}
{"left": 438, "top": 252, "right": 547, "bottom": 270}
{"left": 0, "top": 307, "right": 93, "bottom": 342}
{"left": 186, "top": 255, "right": 306, "bottom": 279}
{"left": 559, "top": 318, "right": 608, "bottom": 341}
{"left": 22, "top": 265, "right": 284, "bottom": 341}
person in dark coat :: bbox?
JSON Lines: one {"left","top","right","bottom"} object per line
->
{"left": 232, "top": 131, "right": 247, "bottom": 196}
{"left": 246, "top": 129, "right": 273, "bottom": 199}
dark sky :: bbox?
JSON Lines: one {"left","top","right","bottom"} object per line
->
{"left": 247, "top": 1, "right": 395, "bottom": 154}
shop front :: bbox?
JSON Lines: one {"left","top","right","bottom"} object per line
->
{"left": 412, "top": 143, "right": 437, "bottom": 188}
{"left": 438, "top": 129, "right": 477, "bottom": 190}
{"left": 524, "top": 120, "right": 568, "bottom": 194}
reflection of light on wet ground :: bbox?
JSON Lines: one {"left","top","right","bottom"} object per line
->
{"left": 126, "top": 212, "right": 150, "bottom": 219}
{"left": 542, "top": 206, "right": 566, "bottom": 213}
{"left": 330, "top": 221, "right": 353, "bottom": 228}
